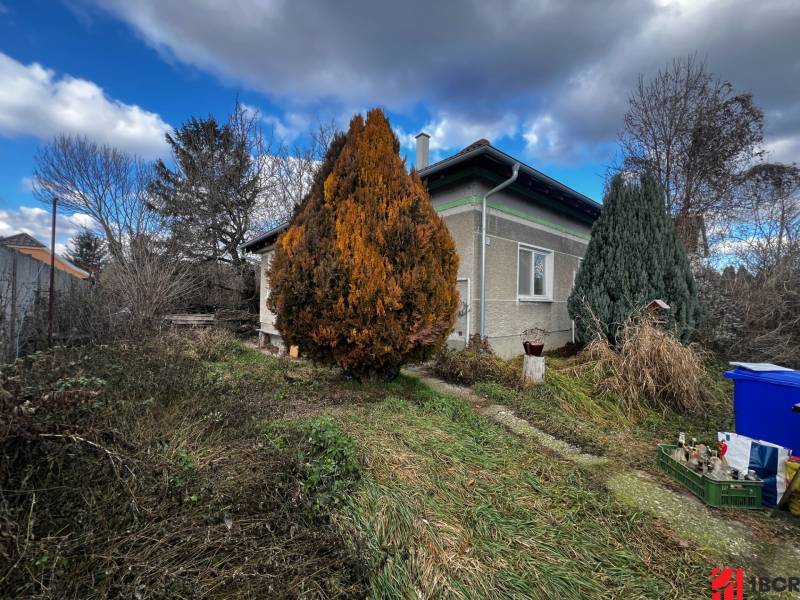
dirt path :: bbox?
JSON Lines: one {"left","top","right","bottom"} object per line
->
{"left": 405, "top": 367, "right": 800, "bottom": 592}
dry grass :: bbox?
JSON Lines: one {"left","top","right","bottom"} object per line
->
{"left": 0, "top": 331, "right": 750, "bottom": 599}
{"left": 432, "top": 335, "right": 522, "bottom": 389}
{"left": 0, "top": 335, "right": 364, "bottom": 599}
{"left": 330, "top": 387, "right": 711, "bottom": 599}
{"left": 585, "top": 316, "right": 719, "bottom": 415}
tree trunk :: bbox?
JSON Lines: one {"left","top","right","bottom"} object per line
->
{"left": 522, "top": 355, "right": 545, "bottom": 384}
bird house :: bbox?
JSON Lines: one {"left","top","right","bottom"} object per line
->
{"left": 645, "top": 299, "right": 670, "bottom": 324}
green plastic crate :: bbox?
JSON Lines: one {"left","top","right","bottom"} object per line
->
{"left": 657, "top": 445, "right": 763, "bottom": 509}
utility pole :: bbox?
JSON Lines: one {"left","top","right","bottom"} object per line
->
{"left": 48, "top": 196, "right": 57, "bottom": 346}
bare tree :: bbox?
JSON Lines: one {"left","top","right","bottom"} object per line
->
{"left": 696, "top": 164, "right": 800, "bottom": 366}
{"left": 255, "top": 120, "right": 337, "bottom": 229}
{"left": 101, "top": 243, "right": 197, "bottom": 336}
{"left": 620, "top": 55, "right": 764, "bottom": 246}
{"left": 33, "top": 135, "right": 158, "bottom": 261}
{"left": 732, "top": 163, "right": 800, "bottom": 273}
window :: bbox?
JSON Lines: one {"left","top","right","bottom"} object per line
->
{"left": 518, "top": 244, "right": 552, "bottom": 300}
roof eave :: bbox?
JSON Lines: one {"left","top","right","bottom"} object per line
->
{"left": 419, "top": 145, "right": 601, "bottom": 213}
{"left": 240, "top": 222, "right": 290, "bottom": 253}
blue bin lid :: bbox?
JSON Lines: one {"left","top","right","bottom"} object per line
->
{"left": 724, "top": 368, "right": 800, "bottom": 388}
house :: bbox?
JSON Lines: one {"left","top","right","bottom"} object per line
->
{"left": 239, "top": 223, "right": 289, "bottom": 351}
{"left": 0, "top": 233, "right": 90, "bottom": 280}
{"left": 0, "top": 233, "right": 90, "bottom": 360}
{"left": 242, "top": 135, "right": 601, "bottom": 358}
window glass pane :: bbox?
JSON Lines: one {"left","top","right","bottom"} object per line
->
{"left": 533, "top": 252, "right": 546, "bottom": 296}
{"left": 518, "top": 248, "right": 532, "bottom": 296}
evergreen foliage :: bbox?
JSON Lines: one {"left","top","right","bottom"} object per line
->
{"left": 150, "top": 102, "right": 262, "bottom": 265}
{"left": 65, "top": 228, "right": 107, "bottom": 274}
{"left": 268, "top": 109, "right": 459, "bottom": 380}
{"left": 568, "top": 173, "right": 700, "bottom": 344}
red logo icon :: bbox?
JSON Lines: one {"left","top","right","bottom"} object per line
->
{"left": 712, "top": 567, "right": 744, "bottom": 600}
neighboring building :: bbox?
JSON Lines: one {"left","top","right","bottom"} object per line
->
{"left": 0, "top": 233, "right": 90, "bottom": 360}
{"left": 0, "top": 233, "right": 90, "bottom": 280}
{"left": 242, "top": 136, "right": 601, "bottom": 358}
{"left": 240, "top": 224, "right": 289, "bottom": 352}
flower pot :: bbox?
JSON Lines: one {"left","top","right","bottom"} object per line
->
{"left": 529, "top": 343, "right": 544, "bottom": 357}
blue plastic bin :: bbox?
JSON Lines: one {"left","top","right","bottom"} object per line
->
{"left": 723, "top": 368, "right": 800, "bottom": 453}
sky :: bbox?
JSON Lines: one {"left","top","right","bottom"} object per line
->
{"left": 1, "top": 0, "right": 798, "bottom": 254}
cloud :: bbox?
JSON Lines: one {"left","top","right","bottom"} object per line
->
{"left": 90, "top": 0, "right": 800, "bottom": 165}
{"left": 397, "top": 112, "right": 518, "bottom": 162}
{"left": 764, "top": 134, "right": 800, "bottom": 165}
{"left": 0, "top": 52, "right": 170, "bottom": 158}
{"left": 523, "top": 114, "right": 563, "bottom": 162}
{"left": 262, "top": 112, "right": 310, "bottom": 143}
{"left": 92, "top": 0, "right": 644, "bottom": 109}
{"left": 0, "top": 206, "right": 95, "bottom": 256}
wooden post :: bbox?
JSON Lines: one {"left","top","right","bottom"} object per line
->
{"left": 523, "top": 355, "right": 545, "bottom": 384}
{"left": 8, "top": 251, "right": 17, "bottom": 362}
{"left": 48, "top": 196, "right": 57, "bottom": 346}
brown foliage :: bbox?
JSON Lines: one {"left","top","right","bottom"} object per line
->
{"left": 585, "top": 315, "right": 717, "bottom": 415}
{"left": 268, "top": 109, "right": 459, "bottom": 379}
{"left": 432, "top": 335, "right": 522, "bottom": 388}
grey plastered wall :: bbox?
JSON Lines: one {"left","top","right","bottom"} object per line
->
{"left": 435, "top": 182, "right": 591, "bottom": 358}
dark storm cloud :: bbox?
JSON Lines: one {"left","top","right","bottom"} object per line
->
{"left": 91, "top": 0, "right": 800, "bottom": 163}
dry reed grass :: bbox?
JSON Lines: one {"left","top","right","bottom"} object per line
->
{"left": 585, "top": 315, "right": 717, "bottom": 415}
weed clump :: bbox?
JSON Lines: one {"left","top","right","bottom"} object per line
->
{"left": 0, "top": 334, "right": 364, "bottom": 598}
{"left": 187, "top": 327, "right": 245, "bottom": 362}
{"left": 585, "top": 316, "right": 719, "bottom": 415}
{"left": 267, "top": 416, "right": 361, "bottom": 512}
{"left": 432, "top": 334, "right": 521, "bottom": 388}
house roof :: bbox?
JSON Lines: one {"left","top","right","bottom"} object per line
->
{"left": 240, "top": 222, "right": 289, "bottom": 254}
{"left": 0, "top": 233, "right": 46, "bottom": 248}
{"left": 419, "top": 140, "right": 601, "bottom": 223}
{"left": 0, "top": 233, "right": 91, "bottom": 279}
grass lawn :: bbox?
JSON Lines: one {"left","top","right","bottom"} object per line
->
{"left": 1, "top": 333, "right": 797, "bottom": 598}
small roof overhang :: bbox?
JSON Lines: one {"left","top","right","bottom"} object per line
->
{"left": 240, "top": 222, "right": 289, "bottom": 254}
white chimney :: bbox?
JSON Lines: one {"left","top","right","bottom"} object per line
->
{"left": 415, "top": 132, "right": 430, "bottom": 169}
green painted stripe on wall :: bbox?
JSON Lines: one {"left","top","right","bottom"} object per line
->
{"left": 434, "top": 196, "right": 591, "bottom": 241}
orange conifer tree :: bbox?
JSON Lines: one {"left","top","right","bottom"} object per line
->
{"left": 268, "top": 109, "right": 458, "bottom": 379}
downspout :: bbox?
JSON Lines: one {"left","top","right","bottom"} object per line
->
{"left": 480, "top": 162, "right": 520, "bottom": 339}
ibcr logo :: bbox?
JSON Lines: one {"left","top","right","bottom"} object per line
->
{"left": 712, "top": 566, "right": 800, "bottom": 598}
{"left": 712, "top": 567, "right": 743, "bottom": 600}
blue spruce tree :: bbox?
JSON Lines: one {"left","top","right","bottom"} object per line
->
{"left": 568, "top": 173, "right": 700, "bottom": 344}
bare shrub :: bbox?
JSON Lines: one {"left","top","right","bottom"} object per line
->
{"left": 101, "top": 246, "right": 197, "bottom": 337}
{"left": 585, "top": 315, "right": 716, "bottom": 415}
{"left": 432, "top": 335, "right": 521, "bottom": 388}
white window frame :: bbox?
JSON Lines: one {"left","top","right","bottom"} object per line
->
{"left": 517, "top": 242, "right": 554, "bottom": 302}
